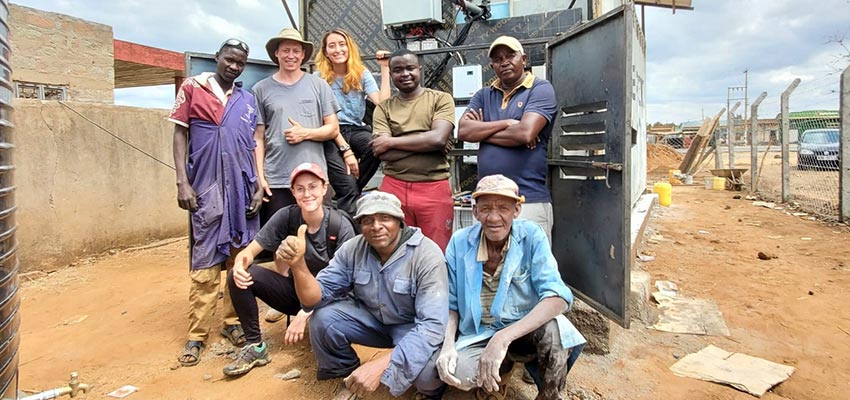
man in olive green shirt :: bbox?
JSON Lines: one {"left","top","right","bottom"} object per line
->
{"left": 371, "top": 48, "right": 456, "bottom": 251}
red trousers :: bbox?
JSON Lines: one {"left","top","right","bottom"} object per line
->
{"left": 379, "top": 175, "right": 453, "bottom": 251}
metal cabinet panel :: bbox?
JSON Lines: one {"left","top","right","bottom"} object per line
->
{"left": 546, "top": 5, "right": 639, "bottom": 327}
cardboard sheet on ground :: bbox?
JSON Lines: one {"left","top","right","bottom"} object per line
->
{"left": 651, "top": 295, "right": 730, "bottom": 336}
{"left": 670, "top": 345, "right": 795, "bottom": 397}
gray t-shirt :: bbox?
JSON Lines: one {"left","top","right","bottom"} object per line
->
{"left": 253, "top": 73, "right": 340, "bottom": 188}
{"left": 254, "top": 205, "right": 356, "bottom": 276}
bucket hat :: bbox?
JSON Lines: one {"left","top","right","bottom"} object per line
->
{"left": 265, "top": 28, "right": 314, "bottom": 65}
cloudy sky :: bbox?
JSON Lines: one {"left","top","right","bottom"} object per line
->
{"left": 11, "top": 0, "right": 850, "bottom": 123}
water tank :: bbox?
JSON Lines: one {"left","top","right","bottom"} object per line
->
{"left": 0, "top": 0, "right": 20, "bottom": 397}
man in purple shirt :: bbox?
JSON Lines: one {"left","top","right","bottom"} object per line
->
{"left": 169, "top": 38, "right": 263, "bottom": 367}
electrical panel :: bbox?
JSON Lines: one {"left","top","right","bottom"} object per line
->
{"left": 380, "top": 0, "right": 444, "bottom": 27}
{"left": 452, "top": 65, "right": 483, "bottom": 100}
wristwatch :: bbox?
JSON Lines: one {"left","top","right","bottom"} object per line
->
{"left": 338, "top": 144, "right": 351, "bottom": 153}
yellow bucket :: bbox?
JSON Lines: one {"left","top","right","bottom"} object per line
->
{"left": 668, "top": 169, "right": 682, "bottom": 185}
{"left": 653, "top": 182, "right": 672, "bottom": 207}
{"left": 712, "top": 177, "right": 726, "bottom": 191}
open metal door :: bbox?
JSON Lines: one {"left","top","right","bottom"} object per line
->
{"left": 547, "top": 5, "right": 644, "bottom": 328}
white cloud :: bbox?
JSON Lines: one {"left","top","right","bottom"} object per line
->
{"left": 187, "top": 4, "right": 249, "bottom": 41}
{"left": 114, "top": 85, "right": 174, "bottom": 110}
{"left": 644, "top": 0, "right": 850, "bottom": 122}
{"left": 234, "top": 0, "right": 263, "bottom": 10}
{"left": 10, "top": 0, "right": 850, "bottom": 123}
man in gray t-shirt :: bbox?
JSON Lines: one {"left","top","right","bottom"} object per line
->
{"left": 253, "top": 28, "right": 341, "bottom": 228}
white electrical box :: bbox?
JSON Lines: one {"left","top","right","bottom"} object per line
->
{"left": 531, "top": 64, "right": 547, "bottom": 80}
{"left": 452, "top": 65, "right": 483, "bottom": 100}
{"left": 420, "top": 38, "right": 438, "bottom": 51}
{"left": 454, "top": 106, "right": 480, "bottom": 164}
{"left": 381, "top": 0, "right": 444, "bottom": 27}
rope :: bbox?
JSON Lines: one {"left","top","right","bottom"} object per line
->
{"left": 58, "top": 101, "right": 176, "bottom": 171}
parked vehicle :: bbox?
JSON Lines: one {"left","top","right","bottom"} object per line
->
{"left": 797, "top": 128, "right": 839, "bottom": 170}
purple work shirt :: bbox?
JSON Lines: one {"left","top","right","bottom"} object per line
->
{"left": 169, "top": 74, "right": 260, "bottom": 270}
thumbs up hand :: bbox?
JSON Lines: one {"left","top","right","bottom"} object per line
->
{"left": 276, "top": 224, "right": 308, "bottom": 266}
{"left": 284, "top": 117, "right": 310, "bottom": 144}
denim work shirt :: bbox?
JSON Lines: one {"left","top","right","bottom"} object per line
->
{"left": 445, "top": 219, "right": 586, "bottom": 350}
{"left": 313, "top": 227, "right": 449, "bottom": 396}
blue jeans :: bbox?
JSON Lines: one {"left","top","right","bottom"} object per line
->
{"left": 309, "top": 297, "right": 445, "bottom": 396}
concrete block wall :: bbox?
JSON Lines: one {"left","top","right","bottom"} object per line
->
{"left": 9, "top": 4, "right": 115, "bottom": 103}
{"left": 14, "top": 99, "right": 186, "bottom": 271}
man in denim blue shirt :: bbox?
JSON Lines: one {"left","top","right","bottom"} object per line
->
{"left": 280, "top": 191, "right": 448, "bottom": 399}
{"left": 437, "top": 175, "right": 585, "bottom": 400}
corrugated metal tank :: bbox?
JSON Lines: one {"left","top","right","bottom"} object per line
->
{"left": 0, "top": 0, "right": 20, "bottom": 397}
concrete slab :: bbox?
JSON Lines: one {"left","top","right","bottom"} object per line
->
{"left": 629, "top": 269, "right": 653, "bottom": 324}
{"left": 631, "top": 193, "right": 659, "bottom": 251}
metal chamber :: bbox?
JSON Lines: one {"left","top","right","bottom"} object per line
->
{"left": 0, "top": 0, "right": 20, "bottom": 397}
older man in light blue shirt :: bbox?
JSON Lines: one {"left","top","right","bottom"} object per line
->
{"left": 437, "top": 175, "right": 585, "bottom": 400}
{"left": 280, "top": 191, "right": 448, "bottom": 399}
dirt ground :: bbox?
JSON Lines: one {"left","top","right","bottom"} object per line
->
{"left": 18, "top": 165, "right": 850, "bottom": 399}
{"left": 651, "top": 142, "right": 841, "bottom": 219}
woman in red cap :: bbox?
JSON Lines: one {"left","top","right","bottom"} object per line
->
{"left": 222, "top": 163, "right": 357, "bottom": 377}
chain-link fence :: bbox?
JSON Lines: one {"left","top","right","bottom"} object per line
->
{"left": 747, "top": 72, "right": 844, "bottom": 221}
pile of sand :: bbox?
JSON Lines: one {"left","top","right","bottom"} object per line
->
{"left": 647, "top": 143, "right": 683, "bottom": 171}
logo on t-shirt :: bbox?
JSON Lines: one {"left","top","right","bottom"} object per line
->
{"left": 517, "top": 101, "right": 524, "bottom": 108}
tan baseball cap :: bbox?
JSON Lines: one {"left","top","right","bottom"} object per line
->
{"left": 472, "top": 174, "right": 525, "bottom": 203}
{"left": 488, "top": 35, "right": 524, "bottom": 57}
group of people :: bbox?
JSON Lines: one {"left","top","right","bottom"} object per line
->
{"left": 168, "top": 25, "right": 584, "bottom": 400}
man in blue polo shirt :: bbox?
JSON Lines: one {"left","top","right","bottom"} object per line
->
{"left": 458, "top": 35, "right": 558, "bottom": 240}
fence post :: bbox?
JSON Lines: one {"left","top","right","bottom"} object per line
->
{"left": 725, "top": 101, "right": 741, "bottom": 169}
{"left": 718, "top": 96, "right": 729, "bottom": 169}
{"left": 728, "top": 100, "right": 735, "bottom": 168}
{"left": 840, "top": 66, "right": 850, "bottom": 222}
{"left": 781, "top": 78, "right": 801, "bottom": 203}
{"left": 750, "top": 91, "right": 767, "bottom": 192}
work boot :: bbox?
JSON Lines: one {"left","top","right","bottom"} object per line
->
{"left": 223, "top": 342, "right": 270, "bottom": 377}
{"left": 264, "top": 308, "right": 287, "bottom": 323}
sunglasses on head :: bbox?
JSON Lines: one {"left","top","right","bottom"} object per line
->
{"left": 220, "top": 38, "right": 249, "bottom": 54}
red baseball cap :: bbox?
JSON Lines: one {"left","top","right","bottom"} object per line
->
{"left": 290, "top": 162, "right": 327, "bottom": 185}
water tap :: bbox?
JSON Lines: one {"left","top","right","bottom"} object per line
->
{"left": 67, "top": 372, "right": 91, "bottom": 398}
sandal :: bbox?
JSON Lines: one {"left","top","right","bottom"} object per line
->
{"left": 221, "top": 324, "right": 246, "bottom": 347}
{"left": 473, "top": 369, "right": 512, "bottom": 400}
{"left": 413, "top": 390, "right": 444, "bottom": 400}
{"left": 178, "top": 340, "right": 205, "bottom": 367}
{"left": 473, "top": 385, "right": 509, "bottom": 400}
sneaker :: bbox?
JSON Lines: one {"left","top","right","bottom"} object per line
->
{"left": 264, "top": 308, "right": 287, "bottom": 323}
{"left": 222, "top": 342, "right": 270, "bottom": 377}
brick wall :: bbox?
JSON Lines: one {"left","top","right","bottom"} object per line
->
{"left": 9, "top": 4, "right": 115, "bottom": 103}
